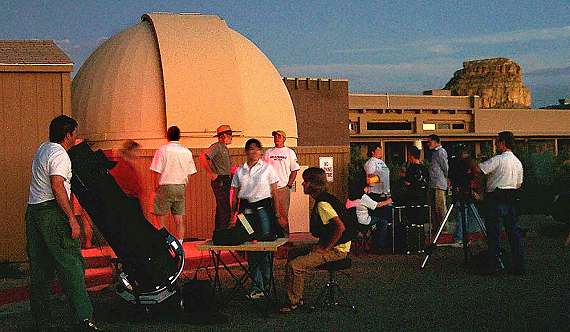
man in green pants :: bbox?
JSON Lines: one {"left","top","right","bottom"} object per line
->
{"left": 26, "top": 115, "right": 100, "bottom": 331}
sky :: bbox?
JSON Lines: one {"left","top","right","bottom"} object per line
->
{"left": 2, "top": 0, "right": 569, "bottom": 108}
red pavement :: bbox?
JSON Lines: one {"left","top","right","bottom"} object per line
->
{"left": 0, "top": 233, "right": 318, "bottom": 307}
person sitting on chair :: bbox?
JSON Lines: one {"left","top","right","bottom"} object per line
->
{"left": 346, "top": 177, "right": 393, "bottom": 251}
{"left": 280, "top": 167, "right": 352, "bottom": 313}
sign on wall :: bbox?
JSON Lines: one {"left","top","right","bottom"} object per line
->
{"left": 319, "top": 156, "right": 334, "bottom": 182}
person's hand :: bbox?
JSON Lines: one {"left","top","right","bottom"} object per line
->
{"left": 472, "top": 192, "right": 482, "bottom": 201}
{"left": 69, "top": 216, "right": 81, "bottom": 240}
{"left": 208, "top": 172, "right": 218, "bottom": 181}
{"left": 384, "top": 198, "right": 393, "bottom": 206}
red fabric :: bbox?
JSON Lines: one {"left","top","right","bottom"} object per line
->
{"left": 109, "top": 157, "right": 142, "bottom": 198}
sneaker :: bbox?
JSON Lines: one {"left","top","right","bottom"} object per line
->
{"left": 79, "top": 319, "right": 102, "bottom": 331}
{"left": 246, "top": 290, "right": 265, "bottom": 300}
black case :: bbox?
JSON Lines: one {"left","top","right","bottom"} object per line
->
{"left": 389, "top": 205, "right": 430, "bottom": 254}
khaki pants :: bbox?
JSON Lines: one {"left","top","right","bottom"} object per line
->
{"left": 285, "top": 245, "right": 347, "bottom": 305}
{"left": 273, "top": 186, "right": 291, "bottom": 234}
{"left": 429, "top": 188, "right": 448, "bottom": 232}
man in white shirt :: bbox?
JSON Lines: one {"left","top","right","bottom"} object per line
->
{"left": 479, "top": 131, "right": 525, "bottom": 275}
{"left": 263, "top": 130, "right": 300, "bottom": 235}
{"left": 363, "top": 144, "right": 392, "bottom": 249}
{"left": 26, "top": 115, "right": 100, "bottom": 331}
{"left": 150, "top": 126, "right": 197, "bottom": 242}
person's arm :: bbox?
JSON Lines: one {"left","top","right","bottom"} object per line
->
{"left": 271, "top": 181, "right": 287, "bottom": 228}
{"left": 199, "top": 151, "right": 218, "bottom": 181}
{"left": 231, "top": 186, "right": 239, "bottom": 215}
{"left": 152, "top": 170, "right": 160, "bottom": 191}
{"left": 50, "top": 175, "right": 80, "bottom": 239}
{"left": 288, "top": 150, "right": 300, "bottom": 188}
{"left": 287, "top": 170, "right": 297, "bottom": 188}
{"left": 376, "top": 197, "right": 393, "bottom": 208}
{"left": 439, "top": 151, "right": 449, "bottom": 178}
{"left": 317, "top": 217, "right": 345, "bottom": 251}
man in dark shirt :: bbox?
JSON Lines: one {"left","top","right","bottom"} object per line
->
{"left": 200, "top": 125, "right": 233, "bottom": 230}
{"left": 403, "top": 146, "right": 429, "bottom": 205}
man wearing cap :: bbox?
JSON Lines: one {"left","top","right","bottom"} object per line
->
{"left": 200, "top": 125, "right": 233, "bottom": 230}
{"left": 263, "top": 130, "right": 300, "bottom": 236}
{"left": 151, "top": 126, "right": 197, "bottom": 243}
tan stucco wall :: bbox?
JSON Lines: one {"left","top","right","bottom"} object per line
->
{"left": 474, "top": 109, "right": 570, "bottom": 136}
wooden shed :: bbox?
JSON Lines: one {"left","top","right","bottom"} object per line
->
{"left": 0, "top": 40, "right": 73, "bottom": 262}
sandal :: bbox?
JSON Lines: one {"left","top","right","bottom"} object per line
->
{"left": 279, "top": 299, "right": 304, "bottom": 314}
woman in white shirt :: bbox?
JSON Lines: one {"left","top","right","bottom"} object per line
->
{"left": 231, "top": 138, "right": 284, "bottom": 299}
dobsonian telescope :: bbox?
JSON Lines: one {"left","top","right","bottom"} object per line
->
{"left": 68, "top": 142, "right": 184, "bottom": 307}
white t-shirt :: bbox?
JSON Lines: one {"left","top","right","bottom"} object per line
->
{"left": 364, "top": 157, "right": 391, "bottom": 194}
{"left": 479, "top": 151, "right": 523, "bottom": 192}
{"left": 345, "top": 194, "right": 379, "bottom": 225}
{"left": 150, "top": 141, "right": 197, "bottom": 185}
{"left": 28, "top": 142, "right": 72, "bottom": 204}
{"left": 263, "top": 146, "right": 300, "bottom": 188}
{"left": 231, "top": 160, "right": 279, "bottom": 203}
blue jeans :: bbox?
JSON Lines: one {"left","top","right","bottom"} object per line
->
{"left": 370, "top": 205, "right": 393, "bottom": 249}
{"left": 244, "top": 207, "right": 274, "bottom": 292}
{"left": 485, "top": 199, "right": 524, "bottom": 270}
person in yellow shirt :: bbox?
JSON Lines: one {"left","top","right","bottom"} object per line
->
{"left": 280, "top": 167, "right": 351, "bottom": 313}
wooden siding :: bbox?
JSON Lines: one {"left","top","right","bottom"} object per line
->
{"left": 103, "top": 145, "right": 350, "bottom": 241}
{"left": 1, "top": 72, "right": 69, "bottom": 261}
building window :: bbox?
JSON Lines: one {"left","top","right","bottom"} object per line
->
{"left": 349, "top": 120, "right": 360, "bottom": 134}
{"left": 367, "top": 122, "right": 412, "bottom": 131}
{"left": 423, "top": 123, "right": 436, "bottom": 131}
{"left": 436, "top": 123, "right": 451, "bottom": 130}
{"left": 452, "top": 123, "right": 465, "bottom": 129}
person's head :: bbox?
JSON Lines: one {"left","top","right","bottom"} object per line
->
{"left": 302, "top": 167, "right": 327, "bottom": 196}
{"left": 167, "top": 126, "right": 181, "bottom": 141}
{"left": 426, "top": 134, "right": 440, "bottom": 150}
{"left": 215, "top": 125, "right": 233, "bottom": 145}
{"left": 407, "top": 146, "right": 421, "bottom": 163}
{"left": 245, "top": 138, "right": 262, "bottom": 162}
{"left": 272, "top": 130, "right": 287, "bottom": 148}
{"left": 120, "top": 140, "right": 140, "bottom": 160}
{"left": 49, "top": 115, "right": 78, "bottom": 149}
{"left": 368, "top": 144, "right": 383, "bottom": 159}
{"left": 496, "top": 131, "right": 515, "bottom": 152}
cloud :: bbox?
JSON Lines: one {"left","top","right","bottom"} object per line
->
{"left": 333, "top": 25, "right": 570, "bottom": 55}
{"left": 451, "top": 26, "right": 570, "bottom": 45}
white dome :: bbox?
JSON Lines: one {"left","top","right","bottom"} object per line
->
{"left": 72, "top": 13, "right": 297, "bottom": 148}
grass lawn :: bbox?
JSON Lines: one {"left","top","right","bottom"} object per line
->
{"left": 1, "top": 215, "right": 568, "bottom": 331}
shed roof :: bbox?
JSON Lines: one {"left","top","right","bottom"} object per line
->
{"left": 0, "top": 40, "right": 72, "bottom": 65}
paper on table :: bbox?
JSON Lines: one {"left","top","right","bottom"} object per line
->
{"left": 237, "top": 213, "right": 255, "bottom": 235}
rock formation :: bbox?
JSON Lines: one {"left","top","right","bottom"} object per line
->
{"left": 444, "top": 58, "right": 531, "bottom": 108}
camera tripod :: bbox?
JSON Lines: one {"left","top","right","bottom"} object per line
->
{"left": 420, "top": 198, "right": 504, "bottom": 269}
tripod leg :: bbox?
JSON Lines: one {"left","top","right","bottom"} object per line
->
{"left": 470, "top": 204, "right": 487, "bottom": 237}
{"left": 458, "top": 202, "right": 471, "bottom": 263}
{"left": 421, "top": 203, "right": 454, "bottom": 269}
